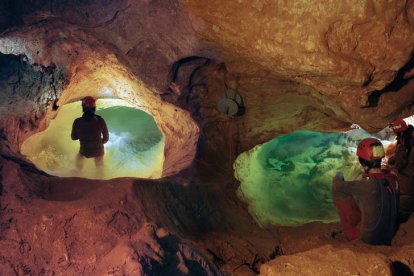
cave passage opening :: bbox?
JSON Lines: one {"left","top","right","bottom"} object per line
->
{"left": 234, "top": 128, "right": 396, "bottom": 227}
{"left": 21, "top": 98, "right": 164, "bottom": 180}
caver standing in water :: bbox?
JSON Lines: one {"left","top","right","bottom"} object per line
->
{"left": 332, "top": 138, "right": 399, "bottom": 245}
{"left": 71, "top": 96, "right": 109, "bottom": 169}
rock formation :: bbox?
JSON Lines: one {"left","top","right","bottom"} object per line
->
{"left": 0, "top": 0, "right": 414, "bottom": 275}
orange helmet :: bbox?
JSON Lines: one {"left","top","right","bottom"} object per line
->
{"left": 390, "top": 119, "right": 407, "bottom": 133}
{"left": 357, "top": 138, "right": 385, "bottom": 161}
{"left": 82, "top": 96, "right": 96, "bottom": 108}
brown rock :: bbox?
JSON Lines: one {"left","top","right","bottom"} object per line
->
{"left": 183, "top": 0, "right": 414, "bottom": 131}
{"left": 260, "top": 244, "right": 391, "bottom": 276}
{"left": 0, "top": 1, "right": 414, "bottom": 275}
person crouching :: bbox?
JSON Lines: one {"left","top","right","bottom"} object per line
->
{"left": 332, "top": 138, "right": 399, "bottom": 245}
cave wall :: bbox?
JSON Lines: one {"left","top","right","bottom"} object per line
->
{"left": 0, "top": 158, "right": 227, "bottom": 275}
{"left": 192, "top": 64, "right": 353, "bottom": 167}
{"left": 2, "top": 0, "right": 218, "bottom": 91}
{"left": 1, "top": 0, "right": 413, "bottom": 163}
{"left": 0, "top": 53, "right": 65, "bottom": 151}
{"left": 182, "top": 0, "right": 414, "bottom": 132}
{"left": 0, "top": 21, "right": 199, "bottom": 177}
{"left": 1, "top": 1, "right": 414, "bottom": 274}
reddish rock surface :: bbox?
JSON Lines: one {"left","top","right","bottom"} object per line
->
{"left": 0, "top": 1, "right": 414, "bottom": 275}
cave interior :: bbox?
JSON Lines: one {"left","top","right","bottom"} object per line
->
{"left": 1, "top": 0, "right": 414, "bottom": 275}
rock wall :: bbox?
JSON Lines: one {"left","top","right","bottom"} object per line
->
{"left": 0, "top": 1, "right": 414, "bottom": 275}
{"left": 0, "top": 158, "right": 222, "bottom": 275}
{"left": 183, "top": 0, "right": 414, "bottom": 132}
{"left": 1, "top": 0, "right": 413, "bottom": 161}
{"left": 0, "top": 21, "right": 199, "bottom": 177}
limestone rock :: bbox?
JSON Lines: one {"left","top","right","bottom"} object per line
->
{"left": 0, "top": 1, "right": 414, "bottom": 275}
{"left": 183, "top": 0, "right": 414, "bottom": 131}
{"left": 260, "top": 244, "right": 391, "bottom": 275}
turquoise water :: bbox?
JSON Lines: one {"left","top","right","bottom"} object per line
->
{"left": 22, "top": 100, "right": 164, "bottom": 180}
{"left": 96, "top": 106, "right": 162, "bottom": 144}
{"left": 234, "top": 130, "right": 369, "bottom": 226}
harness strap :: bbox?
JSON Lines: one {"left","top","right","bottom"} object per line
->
{"left": 362, "top": 173, "right": 399, "bottom": 194}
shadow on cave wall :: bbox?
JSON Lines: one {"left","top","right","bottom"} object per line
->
{"left": 0, "top": 159, "right": 3, "bottom": 196}
{"left": 367, "top": 53, "right": 414, "bottom": 108}
{"left": 391, "top": 261, "right": 414, "bottom": 276}
{"left": 165, "top": 56, "right": 246, "bottom": 166}
{"left": 0, "top": 0, "right": 23, "bottom": 31}
{"left": 165, "top": 56, "right": 211, "bottom": 114}
{"left": 164, "top": 56, "right": 214, "bottom": 162}
{"left": 0, "top": 0, "right": 127, "bottom": 31}
{"left": 132, "top": 176, "right": 229, "bottom": 235}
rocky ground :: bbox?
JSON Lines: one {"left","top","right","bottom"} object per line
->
{"left": 1, "top": 145, "right": 414, "bottom": 275}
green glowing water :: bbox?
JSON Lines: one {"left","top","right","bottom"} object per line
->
{"left": 22, "top": 99, "right": 164, "bottom": 180}
{"left": 234, "top": 130, "right": 370, "bottom": 226}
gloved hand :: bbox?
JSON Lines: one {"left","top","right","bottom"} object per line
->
{"left": 335, "top": 172, "right": 344, "bottom": 181}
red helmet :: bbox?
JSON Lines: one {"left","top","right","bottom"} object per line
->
{"left": 357, "top": 138, "right": 385, "bottom": 161}
{"left": 390, "top": 119, "right": 407, "bottom": 133}
{"left": 82, "top": 96, "right": 96, "bottom": 108}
